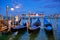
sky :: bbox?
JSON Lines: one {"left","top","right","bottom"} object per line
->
{"left": 0, "top": 0, "right": 60, "bottom": 16}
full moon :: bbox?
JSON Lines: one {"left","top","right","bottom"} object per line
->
{"left": 11, "top": 8, "right": 14, "bottom": 11}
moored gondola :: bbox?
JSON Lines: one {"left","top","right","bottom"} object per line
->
{"left": 11, "top": 24, "right": 27, "bottom": 32}
{"left": 44, "top": 19, "right": 53, "bottom": 35}
{"left": 1, "top": 17, "right": 27, "bottom": 34}
{"left": 33, "top": 18, "right": 41, "bottom": 27}
{"left": 27, "top": 18, "right": 40, "bottom": 34}
{"left": 10, "top": 16, "right": 27, "bottom": 32}
{"left": 28, "top": 26, "right": 40, "bottom": 33}
{"left": 1, "top": 24, "right": 27, "bottom": 35}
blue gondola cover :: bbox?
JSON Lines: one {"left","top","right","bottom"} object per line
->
{"left": 44, "top": 19, "right": 49, "bottom": 24}
{"left": 45, "top": 26, "right": 52, "bottom": 31}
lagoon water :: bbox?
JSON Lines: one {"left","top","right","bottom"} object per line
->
{"left": 0, "top": 18, "right": 60, "bottom": 40}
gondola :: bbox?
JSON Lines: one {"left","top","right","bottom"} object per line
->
{"left": 2, "top": 19, "right": 27, "bottom": 34}
{"left": 11, "top": 17, "right": 27, "bottom": 32}
{"left": 44, "top": 19, "right": 54, "bottom": 40}
{"left": 33, "top": 18, "right": 41, "bottom": 27}
{"left": 11, "top": 24, "right": 27, "bottom": 32}
{"left": 44, "top": 19, "right": 53, "bottom": 35}
{"left": 28, "top": 25, "right": 40, "bottom": 33}
{"left": 1, "top": 24, "right": 27, "bottom": 35}
{"left": 27, "top": 18, "right": 40, "bottom": 34}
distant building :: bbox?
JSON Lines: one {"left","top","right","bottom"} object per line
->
{"left": 0, "top": 14, "right": 3, "bottom": 20}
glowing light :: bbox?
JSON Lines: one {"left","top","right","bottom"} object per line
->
{"left": 11, "top": 8, "right": 14, "bottom": 11}
{"left": 36, "top": 14, "right": 39, "bottom": 16}
{"left": 15, "top": 16, "right": 19, "bottom": 21}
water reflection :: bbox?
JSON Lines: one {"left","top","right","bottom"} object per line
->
{"left": 29, "top": 30, "right": 40, "bottom": 40}
{"left": 44, "top": 30, "right": 55, "bottom": 40}
{"left": 0, "top": 33, "right": 10, "bottom": 40}
{"left": 8, "top": 30, "right": 27, "bottom": 40}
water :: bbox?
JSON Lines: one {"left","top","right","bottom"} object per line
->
{"left": 0, "top": 18, "right": 60, "bottom": 40}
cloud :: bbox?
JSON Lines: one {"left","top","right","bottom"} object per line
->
{"left": 15, "top": 4, "right": 23, "bottom": 8}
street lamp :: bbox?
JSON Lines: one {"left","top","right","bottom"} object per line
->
{"left": 10, "top": 7, "right": 15, "bottom": 24}
{"left": 10, "top": 5, "right": 20, "bottom": 21}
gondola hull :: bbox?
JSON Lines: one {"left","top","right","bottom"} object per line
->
{"left": 2, "top": 27, "right": 27, "bottom": 35}
{"left": 44, "top": 29, "right": 53, "bottom": 35}
{"left": 44, "top": 23, "right": 53, "bottom": 35}
{"left": 28, "top": 26, "right": 40, "bottom": 33}
{"left": 33, "top": 22, "right": 41, "bottom": 27}
{"left": 11, "top": 26, "right": 27, "bottom": 32}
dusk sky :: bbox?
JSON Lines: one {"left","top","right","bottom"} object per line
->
{"left": 0, "top": 0, "right": 60, "bottom": 16}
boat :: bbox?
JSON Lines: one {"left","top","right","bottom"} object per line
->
{"left": 1, "top": 24, "right": 27, "bottom": 35}
{"left": 11, "top": 24, "right": 27, "bottom": 32}
{"left": 33, "top": 18, "right": 41, "bottom": 27}
{"left": 44, "top": 19, "right": 54, "bottom": 40}
{"left": 10, "top": 16, "right": 27, "bottom": 32}
{"left": 1, "top": 19, "right": 26, "bottom": 34}
{"left": 28, "top": 25, "right": 40, "bottom": 33}
{"left": 27, "top": 18, "right": 40, "bottom": 34}
{"left": 44, "top": 19, "right": 53, "bottom": 35}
